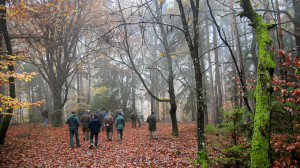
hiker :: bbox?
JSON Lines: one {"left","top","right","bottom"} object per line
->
{"left": 101, "top": 111, "right": 107, "bottom": 131}
{"left": 66, "top": 111, "right": 81, "bottom": 148}
{"left": 131, "top": 112, "right": 137, "bottom": 128}
{"left": 119, "top": 109, "right": 124, "bottom": 116}
{"left": 115, "top": 111, "right": 125, "bottom": 141}
{"left": 42, "top": 109, "right": 48, "bottom": 127}
{"left": 88, "top": 114, "right": 101, "bottom": 148}
{"left": 95, "top": 110, "right": 101, "bottom": 121}
{"left": 104, "top": 112, "right": 114, "bottom": 141}
{"left": 80, "top": 111, "right": 91, "bottom": 141}
{"left": 113, "top": 110, "right": 119, "bottom": 122}
{"left": 146, "top": 112, "right": 158, "bottom": 139}
{"left": 137, "top": 112, "right": 142, "bottom": 127}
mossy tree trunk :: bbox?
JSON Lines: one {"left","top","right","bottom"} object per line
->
{"left": 240, "top": 0, "right": 275, "bottom": 167}
{"left": 0, "top": 0, "right": 16, "bottom": 144}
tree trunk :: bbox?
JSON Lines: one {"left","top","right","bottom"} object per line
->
{"left": 153, "top": 0, "right": 178, "bottom": 135}
{"left": 229, "top": 0, "right": 245, "bottom": 108}
{"left": 176, "top": 0, "right": 206, "bottom": 156}
{"left": 205, "top": 12, "right": 216, "bottom": 125}
{"left": 155, "top": 89, "right": 160, "bottom": 121}
{"left": 200, "top": 16, "right": 208, "bottom": 126}
{"left": 191, "top": 91, "right": 196, "bottom": 121}
{"left": 240, "top": 1, "right": 275, "bottom": 167}
{"left": 213, "top": 25, "right": 223, "bottom": 124}
{"left": 200, "top": 54, "right": 208, "bottom": 126}
{"left": 0, "top": 0, "right": 16, "bottom": 144}
{"left": 131, "top": 71, "right": 136, "bottom": 111}
{"left": 293, "top": 0, "right": 300, "bottom": 59}
{"left": 52, "top": 88, "right": 63, "bottom": 127}
{"left": 251, "top": 27, "right": 258, "bottom": 71}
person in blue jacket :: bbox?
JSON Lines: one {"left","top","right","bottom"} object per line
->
{"left": 115, "top": 111, "right": 125, "bottom": 141}
{"left": 66, "top": 111, "right": 81, "bottom": 148}
{"left": 88, "top": 114, "right": 101, "bottom": 148}
{"left": 101, "top": 111, "right": 107, "bottom": 131}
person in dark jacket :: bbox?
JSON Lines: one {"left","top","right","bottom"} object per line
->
{"left": 137, "top": 112, "right": 142, "bottom": 127}
{"left": 146, "top": 112, "right": 158, "bottom": 139}
{"left": 131, "top": 112, "right": 137, "bottom": 128}
{"left": 66, "top": 111, "right": 81, "bottom": 148}
{"left": 42, "top": 110, "right": 48, "bottom": 127}
{"left": 88, "top": 114, "right": 101, "bottom": 148}
{"left": 115, "top": 111, "right": 125, "bottom": 141}
{"left": 80, "top": 111, "right": 91, "bottom": 141}
{"left": 104, "top": 112, "right": 114, "bottom": 141}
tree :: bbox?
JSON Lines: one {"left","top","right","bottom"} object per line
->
{"left": 239, "top": 0, "right": 276, "bottom": 167}
{"left": 292, "top": 0, "right": 300, "bottom": 59}
{"left": 175, "top": 0, "right": 207, "bottom": 160}
{"left": 104, "top": 0, "right": 180, "bottom": 135}
{"left": 11, "top": 0, "right": 95, "bottom": 126}
{"left": 0, "top": 0, "right": 16, "bottom": 144}
{"left": 0, "top": 0, "right": 44, "bottom": 144}
{"left": 212, "top": 24, "right": 223, "bottom": 124}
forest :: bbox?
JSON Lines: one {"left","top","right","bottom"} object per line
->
{"left": 0, "top": 0, "right": 299, "bottom": 167}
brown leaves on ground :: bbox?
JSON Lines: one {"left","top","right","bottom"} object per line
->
{"left": 0, "top": 122, "right": 198, "bottom": 167}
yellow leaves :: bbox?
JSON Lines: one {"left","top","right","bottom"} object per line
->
{"left": 1, "top": 112, "right": 15, "bottom": 115}
{"left": 0, "top": 5, "right": 5, "bottom": 10}
{"left": 92, "top": 86, "right": 108, "bottom": 95}
{"left": 46, "top": 3, "right": 53, "bottom": 7}
{"left": 0, "top": 95, "right": 46, "bottom": 112}
{"left": 158, "top": 52, "right": 165, "bottom": 56}
{"left": 158, "top": 52, "right": 176, "bottom": 58}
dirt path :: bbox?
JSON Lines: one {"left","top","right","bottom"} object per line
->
{"left": 0, "top": 122, "right": 198, "bottom": 167}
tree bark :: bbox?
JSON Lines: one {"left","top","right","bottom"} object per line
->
{"left": 240, "top": 0, "right": 275, "bottom": 167}
{"left": 52, "top": 87, "right": 63, "bottom": 127}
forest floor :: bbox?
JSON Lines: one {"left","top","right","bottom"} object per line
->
{"left": 1, "top": 122, "right": 298, "bottom": 167}
{"left": 0, "top": 122, "right": 198, "bottom": 167}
